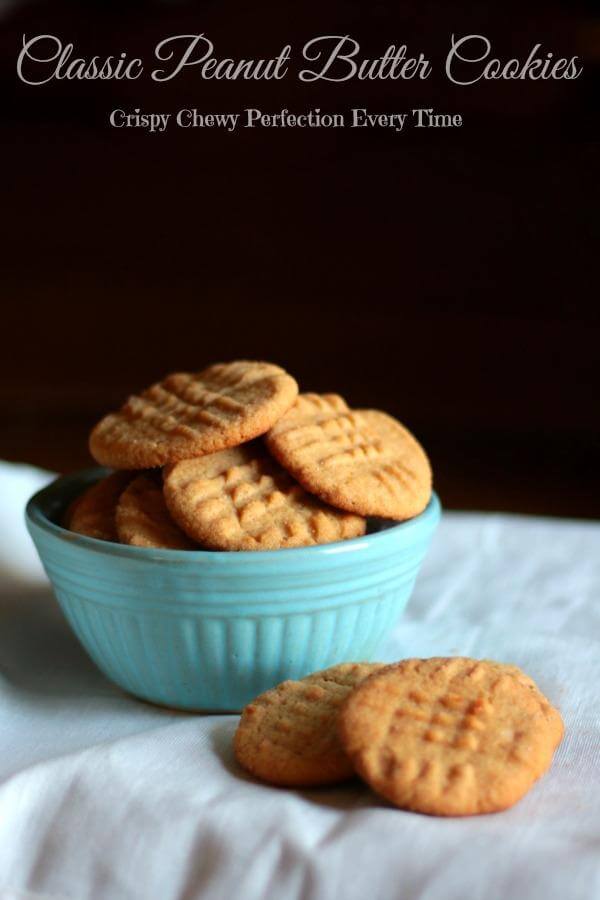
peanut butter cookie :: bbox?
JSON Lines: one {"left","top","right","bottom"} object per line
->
{"left": 89, "top": 361, "right": 299, "bottom": 469}
{"left": 338, "top": 657, "right": 563, "bottom": 816}
{"left": 163, "top": 442, "right": 366, "bottom": 550}
{"left": 65, "top": 471, "right": 132, "bottom": 541}
{"left": 115, "top": 473, "right": 197, "bottom": 550}
{"left": 265, "top": 394, "right": 431, "bottom": 520}
{"left": 234, "top": 663, "right": 384, "bottom": 786}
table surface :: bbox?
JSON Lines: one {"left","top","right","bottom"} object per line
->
{"left": 0, "top": 462, "right": 599, "bottom": 900}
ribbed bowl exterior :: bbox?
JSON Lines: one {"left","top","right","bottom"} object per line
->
{"left": 26, "top": 469, "right": 440, "bottom": 711}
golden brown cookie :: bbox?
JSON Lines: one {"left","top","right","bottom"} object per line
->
{"left": 89, "top": 361, "right": 299, "bottom": 469}
{"left": 163, "top": 442, "right": 366, "bottom": 550}
{"left": 265, "top": 394, "right": 432, "bottom": 520}
{"left": 338, "top": 658, "right": 564, "bottom": 816}
{"left": 65, "top": 471, "right": 132, "bottom": 541}
{"left": 482, "top": 661, "right": 564, "bottom": 742}
{"left": 234, "top": 663, "right": 384, "bottom": 786}
{"left": 115, "top": 473, "right": 197, "bottom": 550}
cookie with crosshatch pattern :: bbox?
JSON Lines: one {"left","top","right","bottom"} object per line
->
{"left": 163, "top": 442, "right": 366, "bottom": 550}
{"left": 265, "top": 393, "right": 432, "bottom": 520}
{"left": 234, "top": 663, "right": 384, "bottom": 786}
{"left": 338, "top": 657, "right": 563, "bottom": 816}
{"left": 89, "top": 360, "right": 299, "bottom": 469}
{"left": 65, "top": 471, "right": 132, "bottom": 541}
{"left": 115, "top": 473, "right": 197, "bottom": 550}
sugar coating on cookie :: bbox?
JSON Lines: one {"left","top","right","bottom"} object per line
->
{"left": 265, "top": 394, "right": 432, "bottom": 520}
{"left": 163, "top": 442, "right": 366, "bottom": 551}
{"left": 89, "top": 360, "right": 299, "bottom": 469}
{"left": 65, "top": 471, "right": 132, "bottom": 541}
{"left": 338, "top": 657, "right": 564, "bottom": 816}
{"left": 234, "top": 663, "right": 384, "bottom": 786}
{"left": 115, "top": 473, "right": 197, "bottom": 550}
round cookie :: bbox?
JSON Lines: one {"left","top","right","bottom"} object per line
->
{"left": 65, "top": 471, "right": 132, "bottom": 541}
{"left": 89, "top": 360, "right": 299, "bottom": 469}
{"left": 482, "top": 660, "right": 564, "bottom": 742}
{"left": 234, "top": 663, "right": 384, "bottom": 786}
{"left": 163, "top": 442, "right": 366, "bottom": 551}
{"left": 115, "top": 473, "right": 197, "bottom": 550}
{"left": 338, "top": 657, "right": 564, "bottom": 816}
{"left": 265, "top": 394, "right": 432, "bottom": 520}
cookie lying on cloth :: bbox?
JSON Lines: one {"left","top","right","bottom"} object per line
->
{"left": 234, "top": 663, "right": 383, "bottom": 786}
{"left": 235, "top": 657, "right": 563, "bottom": 816}
{"left": 338, "top": 657, "right": 564, "bottom": 816}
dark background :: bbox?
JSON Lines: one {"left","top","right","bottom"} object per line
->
{"left": 1, "top": 0, "right": 598, "bottom": 517}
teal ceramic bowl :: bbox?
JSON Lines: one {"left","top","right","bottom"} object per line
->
{"left": 26, "top": 468, "right": 441, "bottom": 711}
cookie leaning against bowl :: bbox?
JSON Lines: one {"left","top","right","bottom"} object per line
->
{"left": 338, "top": 658, "right": 564, "bottom": 817}
{"left": 65, "top": 471, "right": 132, "bottom": 541}
{"left": 89, "top": 360, "right": 299, "bottom": 469}
{"left": 265, "top": 393, "right": 432, "bottom": 520}
{"left": 163, "top": 442, "right": 366, "bottom": 551}
{"left": 115, "top": 473, "right": 197, "bottom": 550}
{"left": 234, "top": 663, "right": 384, "bottom": 786}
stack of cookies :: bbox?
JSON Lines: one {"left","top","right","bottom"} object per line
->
{"left": 234, "top": 657, "right": 564, "bottom": 816}
{"left": 66, "top": 360, "right": 433, "bottom": 551}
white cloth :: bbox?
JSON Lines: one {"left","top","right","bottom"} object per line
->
{"left": 0, "top": 461, "right": 598, "bottom": 900}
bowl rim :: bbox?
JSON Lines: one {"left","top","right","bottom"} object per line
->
{"left": 26, "top": 466, "right": 441, "bottom": 564}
